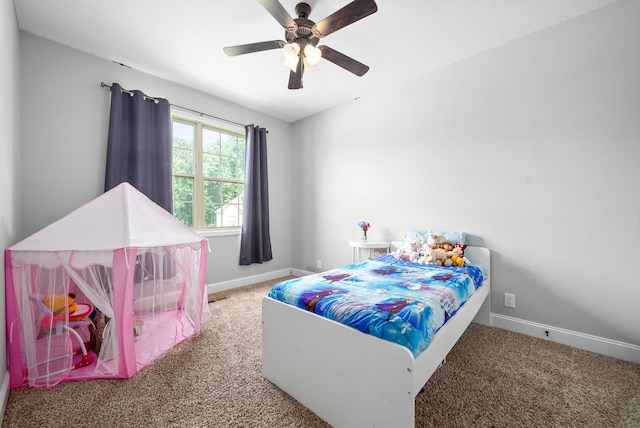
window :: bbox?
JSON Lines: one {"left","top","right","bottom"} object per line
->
{"left": 172, "top": 116, "right": 245, "bottom": 231}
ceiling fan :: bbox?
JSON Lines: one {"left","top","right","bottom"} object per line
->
{"left": 223, "top": 0, "right": 378, "bottom": 89}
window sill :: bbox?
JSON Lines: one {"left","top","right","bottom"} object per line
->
{"left": 196, "top": 229, "right": 241, "bottom": 238}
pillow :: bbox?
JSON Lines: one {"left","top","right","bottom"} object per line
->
{"left": 403, "top": 230, "right": 467, "bottom": 245}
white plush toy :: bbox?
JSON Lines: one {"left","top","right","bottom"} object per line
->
{"left": 395, "top": 238, "right": 423, "bottom": 262}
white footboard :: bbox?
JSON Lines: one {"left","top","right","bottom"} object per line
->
{"left": 262, "top": 246, "right": 490, "bottom": 428}
{"left": 262, "top": 296, "right": 416, "bottom": 428}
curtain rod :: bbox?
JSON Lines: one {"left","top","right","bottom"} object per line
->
{"left": 100, "top": 82, "right": 249, "bottom": 129}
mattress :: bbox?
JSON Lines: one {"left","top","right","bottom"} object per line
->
{"left": 268, "top": 254, "right": 486, "bottom": 357}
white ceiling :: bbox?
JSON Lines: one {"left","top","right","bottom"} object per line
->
{"left": 14, "top": 0, "right": 619, "bottom": 123}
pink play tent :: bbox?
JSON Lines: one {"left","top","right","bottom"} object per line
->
{"left": 5, "top": 183, "right": 210, "bottom": 388}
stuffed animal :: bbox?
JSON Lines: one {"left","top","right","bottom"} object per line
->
{"left": 440, "top": 242, "right": 454, "bottom": 252}
{"left": 42, "top": 293, "right": 78, "bottom": 317}
{"left": 395, "top": 238, "right": 423, "bottom": 262}
{"left": 422, "top": 247, "right": 448, "bottom": 265}
{"left": 450, "top": 243, "right": 470, "bottom": 266}
{"left": 426, "top": 233, "right": 443, "bottom": 249}
{"left": 437, "top": 242, "right": 456, "bottom": 266}
{"left": 89, "top": 310, "right": 107, "bottom": 353}
{"left": 450, "top": 255, "right": 464, "bottom": 267}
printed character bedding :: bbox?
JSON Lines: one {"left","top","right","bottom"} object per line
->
{"left": 268, "top": 254, "right": 486, "bottom": 357}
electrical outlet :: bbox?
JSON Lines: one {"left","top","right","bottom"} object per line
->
{"left": 504, "top": 293, "right": 516, "bottom": 308}
{"left": 316, "top": 259, "right": 322, "bottom": 269}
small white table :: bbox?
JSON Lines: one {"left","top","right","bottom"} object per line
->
{"left": 348, "top": 240, "right": 391, "bottom": 263}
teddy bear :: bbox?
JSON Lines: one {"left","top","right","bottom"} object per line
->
{"left": 436, "top": 242, "right": 456, "bottom": 266}
{"left": 440, "top": 242, "right": 454, "bottom": 252}
{"left": 395, "top": 238, "right": 423, "bottom": 262}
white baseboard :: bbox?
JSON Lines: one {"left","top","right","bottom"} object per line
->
{"left": 206, "top": 268, "right": 293, "bottom": 295}
{"left": 491, "top": 313, "right": 640, "bottom": 364}
{"left": 291, "top": 268, "right": 313, "bottom": 277}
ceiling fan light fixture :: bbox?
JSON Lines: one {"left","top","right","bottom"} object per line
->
{"left": 282, "top": 42, "right": 301, "bottom": 72}
{"left": 282, "top": 42, "right": 300, "bottom": 59}
{"left": 304, "top": 44, "right": 322, "bottom": 66}
{"left": 283, "top": 56, "right": 299, "bottom": 72}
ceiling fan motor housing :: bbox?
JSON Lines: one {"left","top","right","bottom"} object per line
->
{"left": 286, "top": 3, "right": 318, "bottom": 46}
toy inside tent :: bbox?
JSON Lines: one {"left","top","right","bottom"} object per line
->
{"left": 27, "top": 296, "right": 95, "bottom": 381}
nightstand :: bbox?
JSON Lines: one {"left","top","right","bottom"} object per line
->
{"left": 348, "top": 240, "right": 391, "bottom": 263}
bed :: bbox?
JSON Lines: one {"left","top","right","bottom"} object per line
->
{"left": 262, "top": 240, "right": 490, "bottom": 428}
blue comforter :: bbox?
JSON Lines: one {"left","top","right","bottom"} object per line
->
{"left": 268, "top": 254, "right": 485, "bottom": 357}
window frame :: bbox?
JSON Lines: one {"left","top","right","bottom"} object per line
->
{"left": 171, "top": 113, "right": 246, "bottom": 233}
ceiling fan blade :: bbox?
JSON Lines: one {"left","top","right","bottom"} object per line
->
{"left": 318, "top": 45, "right": 369, "bottom": 76}
{"left": 258, "top": 0, "right": 297, "bottom": 32}
{"left": 313, "top": 0, "right": 378, "bottom": 38}
{"left": 223, "top": 40, "right": 285, "bottom": 56}
{"left": 288, "top": 57, "right": 304, "bottom": 90}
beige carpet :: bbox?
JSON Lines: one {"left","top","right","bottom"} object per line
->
{"left": 3, "top": 277, "right": 639, "bottom": 427}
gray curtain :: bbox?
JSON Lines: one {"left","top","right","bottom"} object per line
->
{"left": 104, "top": 83, "right": 173, "bottom": 212}
{"left": 239, "top": 125, "right": 273, "bottom": 265}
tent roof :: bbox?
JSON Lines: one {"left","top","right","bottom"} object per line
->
{"left": 9, "top": 183, "right": 205, "bottom": 251}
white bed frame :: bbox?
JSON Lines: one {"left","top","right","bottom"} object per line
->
{"left": 262, "top": 246, "right": 490, "bottom": 428}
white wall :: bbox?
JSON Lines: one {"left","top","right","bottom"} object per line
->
{"left": 292, "top": 0, "right": 640, "bottom": 348}
{"left": 1, "top": 0, "right": 21, "bottom": 413}
{"left": 19, "top": 32, "right": 293, "bottom": 285}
